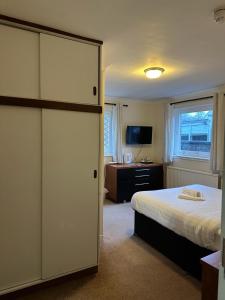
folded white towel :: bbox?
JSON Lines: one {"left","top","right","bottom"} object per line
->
{"left": 178, "top": 193, "right": 205, "bottom": 201}
{"left": 182, "top": 188, "right": 202, "bottom": 198}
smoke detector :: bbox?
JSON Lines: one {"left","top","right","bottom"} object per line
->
{"left": 214, "top": 7, "right": 225, "bottom": 24}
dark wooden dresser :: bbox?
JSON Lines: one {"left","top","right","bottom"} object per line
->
{"left": 105, "top": 163, "right": 163, "bottom": 203}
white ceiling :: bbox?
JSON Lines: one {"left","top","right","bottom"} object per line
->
{"left": 0, "top": 0, "right": 225, "bottom": 100}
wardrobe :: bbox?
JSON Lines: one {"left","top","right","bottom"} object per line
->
{"left": 0, "top": 15, "right": 102, "bottom": 295}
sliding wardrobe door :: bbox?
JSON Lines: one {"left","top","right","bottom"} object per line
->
{"left": 0, "top": 106, "right": 42, "bottom": 290}
{"left": 42, "top": 109, "right": 99, "bottom": 279}
{"left": 0, "top": 25, "right": 39, "bottom": 98}
{"left": 40, "top": 34, "right": 99, "bottom": 104}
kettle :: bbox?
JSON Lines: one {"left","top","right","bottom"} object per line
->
{"left": 123, "top": 152, "right": 133, "bottom": 164}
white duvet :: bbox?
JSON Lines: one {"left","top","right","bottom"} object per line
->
{"left": 131, "top": 184, "right": 222, "bottom": 251}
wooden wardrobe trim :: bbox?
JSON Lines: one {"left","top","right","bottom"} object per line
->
{"left": 0, "top": 266, "right": 98, "bottom": 298}
{"left": 98, "top": 46, "right": 101, "bottom": 105}
{"left": 0, "top": 96, "right": 102, "bottom": 114}
{"left": 0, "top": 14, "right": 103, "bottom": 45}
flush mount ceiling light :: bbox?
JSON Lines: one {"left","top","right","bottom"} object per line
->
{"left": 144, "top": 67, "right": 165, "bottom": 79}
{"left": 214, "top": 7, "right": 225, "bottom": 23}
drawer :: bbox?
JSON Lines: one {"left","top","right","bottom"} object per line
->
{"left": 133, "top": 166, "right": 163, "bottom": 176}
{"left": 147, "top": 166, "right": 163, "bottom": 176}
{"left": 117, "top": 168, "right": 133, "bottom": 180}
{"left": 133, "top": 181, "right": 151, "bottom": 192}
{"left": 133, "top": 173, "right": 151, "bottom": 180}
{"left": 133, "top": 175, "right": 163, "bottom": 191}
{"left": 133, "top": 168, "right": 150, "bottom": 175}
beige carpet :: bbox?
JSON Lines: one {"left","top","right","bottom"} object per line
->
{"left": 15, "top": 200, "right": 201, "bottom": 300}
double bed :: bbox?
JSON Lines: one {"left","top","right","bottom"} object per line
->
{"left": 131, "top": 184, "right": 222, "bottom": 278}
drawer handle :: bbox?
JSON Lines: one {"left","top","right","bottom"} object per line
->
{"left": 135, "top": 183, "right": 149, "bottom": 186}
{"left": 135, "top": 169, "right": 150, "bottom": 172}
{"left": 135, "top": 175, "right": 150, "bottom": 178}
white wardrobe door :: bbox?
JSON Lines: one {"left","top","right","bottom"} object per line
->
{"left": 0, "top": 25, "right": 39, "bottom": 98}
{"left": 42, "top": 109, "right": 99, "bottom": 279}
{"left": 40, "top": 34, "right": 99, "bottom": 104}
{"left": 0, "top": 106, "right": 42, "bottom": 291}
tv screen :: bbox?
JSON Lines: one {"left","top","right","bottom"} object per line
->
{"left": 126, "top": 126, "right": 152, "bottom": 145}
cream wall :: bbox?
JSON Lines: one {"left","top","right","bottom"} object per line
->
{"left": 105, "top": 97, "right": 166, "bottom": 164}
{"left": 105, "top": 85, "right": 225, "bottom": 181}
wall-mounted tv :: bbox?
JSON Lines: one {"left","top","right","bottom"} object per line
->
{"left": 126, "top": 126, "right": 152, "bottom": 145}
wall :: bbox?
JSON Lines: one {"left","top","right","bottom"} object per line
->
{"left": 105, "top": 85, "right": 225, "bottom": 188}
{"left": 105, "top": 97, "right": 166, "bottom": 164}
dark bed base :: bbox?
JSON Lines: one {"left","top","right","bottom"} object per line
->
{"left": 134, "top": 211, "right": 213, "bottom": 279}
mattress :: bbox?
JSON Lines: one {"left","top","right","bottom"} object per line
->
{"left": 131, "top": 184, "right": 222, "bottom": 251}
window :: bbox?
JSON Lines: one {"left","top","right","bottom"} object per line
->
{"left": 173, "top": 104, "right": 213, "bottom": 159}
{"left": 181, "top": 134, "right": 189, "bottom": 141}
{"left": 191, "top": 134, "right": 207, "bottom": 141}
{"left": 104, "top": 107, "right": 113, "bottom": 156}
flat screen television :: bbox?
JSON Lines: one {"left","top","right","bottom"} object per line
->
{"left": 126, "top": 126, "right": 152, "bottom": 145}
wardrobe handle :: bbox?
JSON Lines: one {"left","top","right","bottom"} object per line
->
{"left": 93, "top": 86, "right": 97, "bottom": 96}
{"left": 94, "top": 169, "right": 98, "bottom": 178}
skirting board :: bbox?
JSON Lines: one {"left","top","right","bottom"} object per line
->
{"left": 0, "top": 266, "right": 98, "bottom": 298}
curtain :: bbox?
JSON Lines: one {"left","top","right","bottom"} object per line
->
{"left": 164, "top": 103, "right": 175, "bottom": 164}
{"left": 112, "top": 104, "right": 123, "bottom": 163}
{"left": 210, "top": 93, "right": 224, "bottom": 174}
{"left": 210, "top": 94, "right": 218, "bottom": 173}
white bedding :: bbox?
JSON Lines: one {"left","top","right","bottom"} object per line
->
{"left": 131, "top": 184, "right": 222, "bottom": 251}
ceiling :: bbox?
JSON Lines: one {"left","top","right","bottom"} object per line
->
{"left": 0, "top": 0, "right": 225, "bottom": 100}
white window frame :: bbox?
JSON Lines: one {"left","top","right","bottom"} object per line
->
{"left": 104, "top": 105, "right": 113, "bottom": 157}
{"left": 173, "top": 103, "right": 213, "bottom": 160}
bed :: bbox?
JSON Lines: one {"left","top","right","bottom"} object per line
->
{"left": 131, "top": 184, "right": 221, "bottom": 278}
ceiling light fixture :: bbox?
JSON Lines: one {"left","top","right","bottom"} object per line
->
{"left": 214, "top": 7, "right": 225, "bottom": 24}
{"left": 144, "top": 67, "right": 165, "bottom": 79}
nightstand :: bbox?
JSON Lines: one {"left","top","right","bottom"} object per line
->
{"left": 200, "top": 251, "right": 221, "bottom": 300}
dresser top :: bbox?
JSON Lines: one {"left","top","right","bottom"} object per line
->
{"left": 106, "top": 163, "right": 163, "bottom": 169}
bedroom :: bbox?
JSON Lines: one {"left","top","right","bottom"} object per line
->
{"left": 0, "top": 1, "right": 225, "bottom": 300}
{"left": 103, "top": 94, "right": 224, "bottom": 300}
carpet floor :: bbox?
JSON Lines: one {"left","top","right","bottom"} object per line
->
{"left": 15, "top": 200, "right": 200, "bottom": 300}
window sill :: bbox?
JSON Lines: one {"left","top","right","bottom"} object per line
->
{"left": 104, "top": 154, "right": 113, "bottom": 157}
{"left": 173, "top": 155, "right": 210, "bottom": 162}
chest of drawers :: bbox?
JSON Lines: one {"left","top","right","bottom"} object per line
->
{"left": 105, "top": 163, "right": 164, "bottom": 203}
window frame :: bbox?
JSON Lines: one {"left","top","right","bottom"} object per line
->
{"left": 104, "top": 105, "right": 114, "bottom": 157}
{"left": 173, "top": 103, "right": 213, "bottom": 160}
